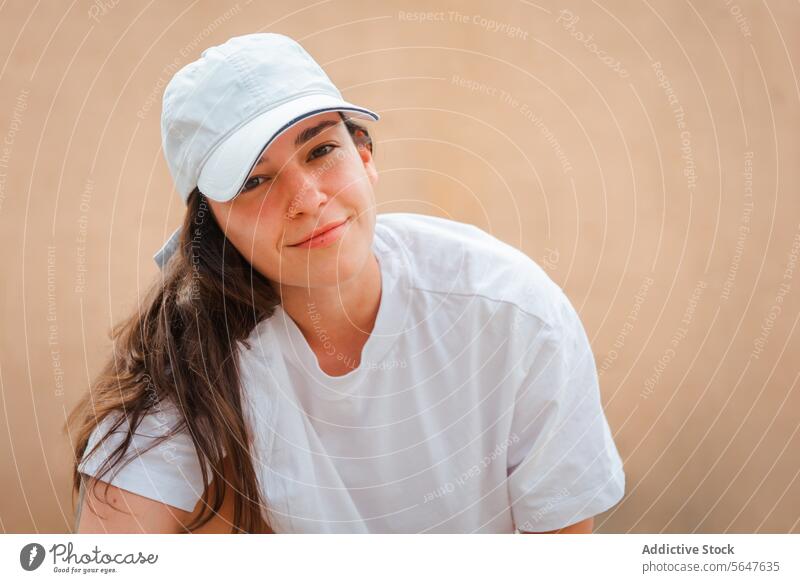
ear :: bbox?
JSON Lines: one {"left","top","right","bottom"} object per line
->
{"left": 355, "top": 131, "right": 378, "bottom": 187}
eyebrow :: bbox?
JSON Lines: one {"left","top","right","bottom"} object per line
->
{"left": 254, "top": 119, "right": 340, "bottom": 167}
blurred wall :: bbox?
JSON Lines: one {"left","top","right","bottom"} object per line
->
{"left": 0, "top": 0, "right": 798, "bottom": 533}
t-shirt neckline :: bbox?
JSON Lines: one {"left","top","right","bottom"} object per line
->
{"left": 270, "top": 222, "right": 409, "bottom": 400}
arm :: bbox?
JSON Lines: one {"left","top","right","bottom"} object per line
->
{"left": 77, "top": 456, "right": 236, "bottom": 534}
{"left": 519, "top": 516, "right": 594, "bottom": 534}
{"left": 76, "top": 476, "right": 191, "bottom": 533}
{"left": 506, "top": 292, "right": 625, "bottom": 535}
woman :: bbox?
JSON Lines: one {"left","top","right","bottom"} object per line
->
{"left": 69, "top": 33, "right": 625, "bottom": 534}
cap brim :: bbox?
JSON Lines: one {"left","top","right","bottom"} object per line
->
{"left": 197, "top": 94, "right": 379, "bottom": 202}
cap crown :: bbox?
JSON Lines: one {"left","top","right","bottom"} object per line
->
{"left": 160, "top": 33, "right": 342, "bottom": 201}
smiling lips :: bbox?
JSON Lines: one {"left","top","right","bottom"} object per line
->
{"left": 290, "top": 217, "right": 350, "bottom": 249}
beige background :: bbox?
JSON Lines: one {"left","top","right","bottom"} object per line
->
{"left": 0, "top": 0, "right": 798, "bottom": 533}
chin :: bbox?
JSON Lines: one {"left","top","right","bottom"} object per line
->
{"left": 311, "top": 246, "right": 369, "bottom": 287}
{"left": 278, "top": 238, "right": 371, "bottom": 288}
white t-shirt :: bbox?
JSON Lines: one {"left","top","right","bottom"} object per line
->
{"left": 79, "top": 212, "right": 625, "bottom": 533}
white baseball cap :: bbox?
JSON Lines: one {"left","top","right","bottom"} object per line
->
{"left": 154, "top": 32, "right": 379, "bottom": 267}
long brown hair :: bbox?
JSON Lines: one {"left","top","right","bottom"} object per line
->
{"left": 66, "top": 112, "right": 374, "bottom": 533}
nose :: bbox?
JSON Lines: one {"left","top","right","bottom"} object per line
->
{"left": 282, "top": 168, "right": 330, "bottom": 219}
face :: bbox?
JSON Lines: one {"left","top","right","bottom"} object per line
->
{"left": 206, "top": 112, "right": 379, "bottom": 290}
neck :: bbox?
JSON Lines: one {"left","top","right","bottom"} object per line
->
{"left": 277, "top": 252, "right": 382, "bottom": 353}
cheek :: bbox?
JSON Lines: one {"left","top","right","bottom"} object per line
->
{"left": 225, "top": 203, "right": 281, "bottom": 256}
{"left": 325, "top": 151, "right": 366, "bottom": 188}
{"left": 325, "top": 170, "right": 371, "bottom": 211}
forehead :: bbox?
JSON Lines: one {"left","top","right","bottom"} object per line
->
{"left": 259, "top": 111, "right": 344, "bottom": 159}
{"left": 286, "top": 110, "right": 344, "bottom": 140}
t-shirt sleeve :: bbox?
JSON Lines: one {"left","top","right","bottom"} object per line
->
{"left": 506, "top": 289, "right": 625, "bottom": 532}
{"left": 77, "top": 401, "right": 213, "bottom": 513}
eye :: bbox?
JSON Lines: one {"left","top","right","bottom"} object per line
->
{"left": 241, "top": 175, "right": 271, "bottom": 193}
{"left": 239, "top": 144, "right": 337, "bottom": 193}
{"left": 308, "top": 143, "right": 337, "bottom": 160}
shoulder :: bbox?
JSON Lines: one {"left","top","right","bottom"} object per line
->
{"left": 80, "top": 399, "right": 199, "bottom": 471}
{"left": 95, "top": 398, "right": 184, "bottom": 437}
{"left": 375, "top": 212, "right": 568, "bottom": 329}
